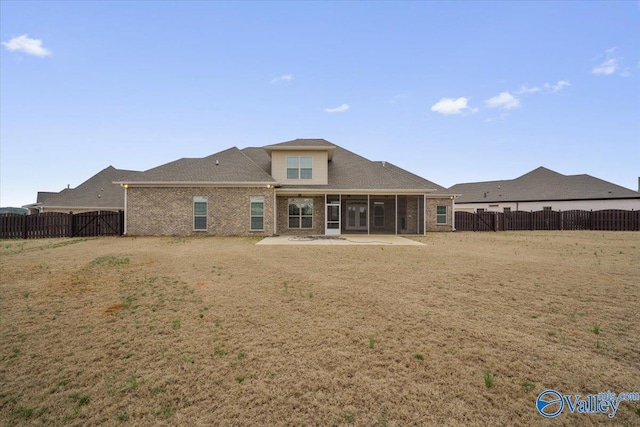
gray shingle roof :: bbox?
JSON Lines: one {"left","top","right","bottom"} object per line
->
{"left": 449, "top": 166, "right": 640, "bottom": 203}
{"left": 273, "top": 142, "right": 446, "bottom": 191}
{"left": 31, "top": 166, "right": 138, "bottom": 209}
{"left": 117, "top": 139, "right": 448, "bottom": 192}
{"left": 118, "top": 147, "right": 276, "bottom": 183}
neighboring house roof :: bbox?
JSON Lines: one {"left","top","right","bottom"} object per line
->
{"left": 449, "top": 166, "right": 640, "bottom": 203}
{"left": 117, "top": 147, "right": 276, "bottom": 184}
{"left": 24, "top": 166, "right": 138, "bottom": 210}
{"left": 117, "top": 139, "right": 448, "bottom": 193}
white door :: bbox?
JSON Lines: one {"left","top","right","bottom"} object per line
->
{"left": 325, "top": 203, "right": 341, "bottom": 235}
{"left": 346, "top": 201, "right": 367, "bottom": 231}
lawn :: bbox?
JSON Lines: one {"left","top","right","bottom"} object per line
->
{"left": 0, "top": 232, "right": 638, "bottom": 426}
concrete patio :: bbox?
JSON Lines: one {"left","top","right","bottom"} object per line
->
{"left": 255, "top": 235, "right": 425, "bottom": 246}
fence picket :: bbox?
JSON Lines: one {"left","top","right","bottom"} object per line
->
{"left": 1, "top": 211, "right": 123, "bottom": 239}
{"left": 454, "top": 209, "right": 639, "bottom": 232}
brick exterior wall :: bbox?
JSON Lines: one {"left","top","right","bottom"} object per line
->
{"left": 126, "top": 187, "right": 275, "bottom": 236}
{"left": 276, "top": 195, "right": 325, "bottom": 235}
{"left": 425, "top": 197, "right": 454, "bottom": 232}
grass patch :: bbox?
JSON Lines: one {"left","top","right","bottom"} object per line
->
{"left": 484, "top": 369, "right": 495, "bottom": 388}
{"left": 592, "top": 323, "right": 601, "bottom": 335}
{"left": 91, "top": 255, "right": 130, "bottom": 266}
{"left": 414, "top": 353, "right": 424, "bottom": 361}
{"left": 521, "top": 380, "right": 534, "bottom": 393}
{"left": 342, "top": 411, "right": 355, "bottom": 423}
{"left": 69, "top": 393, "right": 90, "bottom": 407}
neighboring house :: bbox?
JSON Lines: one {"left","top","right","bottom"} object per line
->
{"left": 450, "top": 167, "right": 640, "bottom": 213}
{"left": 116, "top": 139, "right": 455, "bottom": 236}
{"left": 23, "top": 166, "right": 138, "bottom": 214}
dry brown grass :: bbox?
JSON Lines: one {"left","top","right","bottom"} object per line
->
{"left": 0, "top": 232, "right": 639, "bottom": 426}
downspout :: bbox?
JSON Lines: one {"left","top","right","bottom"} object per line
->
{"left": 451, "top": 196, "right": 455, "bottom": 231}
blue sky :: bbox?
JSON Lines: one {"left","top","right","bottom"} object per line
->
{"left": 1, "top": 1, "right": 639, "bottom": 207}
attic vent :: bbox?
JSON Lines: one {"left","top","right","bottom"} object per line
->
{"left": 382, "top": 161, "right": 386, "bottom": 167}
{"left": 216, "top": 160, "right": 219, "bottom": 166}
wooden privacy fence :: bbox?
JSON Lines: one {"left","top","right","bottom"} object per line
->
{"left": 0, "top": 211, "right": 124, "bottom": 239}
{"left": 455, "top": 209, "right": 640, "bottom": 232}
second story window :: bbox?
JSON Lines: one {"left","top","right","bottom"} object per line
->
{"left": 287, "top": 156, "right": 312, "bottom": 180}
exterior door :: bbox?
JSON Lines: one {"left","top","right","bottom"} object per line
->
{"left": 325, "top": 203, "right": 341, "bottom": 235}
{"left": 346, "top": 201, "right": 367, "bottom": 231}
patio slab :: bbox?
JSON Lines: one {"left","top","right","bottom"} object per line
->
{"left": 255, "top": 235, "right": 425, "bottom": 246}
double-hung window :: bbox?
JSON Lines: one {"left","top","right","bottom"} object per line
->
{"left": 436, "top": 205, "right": 447, "bottom": 225}
{"left": 193, "top": 196, "right": 208, "bottom": 230}
{"left": 250, "top": 196, "right": 264, "bottom": 231}
{"left": 286, "top": 156, "right": 312, "bottom": 180}
{"left": 288, "top": 198, "right": 313, "bottom": 229}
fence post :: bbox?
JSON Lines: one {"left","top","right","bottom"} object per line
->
{"left": 530, "top": 211, "right": 533, "bottom": 231}
{"left": 68, "top": 212, "right": 74, "bottom": 237}
{"left": 119, "top": 210, "right": 125, "bottom": 236}
{"left": 22, "top": 214, "right": 28, "bottom": 239}
{"left": 590, "top": 210, "right": 594, "bottom": 230}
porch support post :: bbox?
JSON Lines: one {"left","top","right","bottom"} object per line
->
{"left": 416, "top": 195, "right": 420, "bottom": 235}
{"left": 367, "top": 194, "right": 370, "bottom": 235}
{"left": 123, "top": 185, "right": 128, "bottom": 235}
{"left": 273, "top": 191, "right": 277, "bottom": 235}
{"left": 395, "top": 194, "right": 398, "bottom": 235}
{"left": 423, "top": 195, "right": 427, "bottom": 235}
{"left": 324, "top": 194, "right": 327, "bottom": 236}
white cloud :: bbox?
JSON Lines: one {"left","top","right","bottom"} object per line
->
{"left": 430, "top": 97, "right": 472, "bottom": 115}
{"left": 485, "top": 92, "right": 520, "bottom": 110}
{"left": 389, "top": 94, "right": 406, "bottom": 104}
{"left": 593, "top": 58, "right": 618, "bottom": 75}
{"left": 515, "top": 85, "right": 541, "bottom": 95}
{"left": 324, "top": 103, "right": 350, "bottom": 113}
{"left": 592, "top": 47, "right": 619, "bottom": 75}
{"left": 547, "top": 80, "right": 571, "bottom": 92}
{"left": 270, "top": 74, "right": 293, "bottom": 84}
{"left": 1, "top": 34, "right": 51, "bottom": 57}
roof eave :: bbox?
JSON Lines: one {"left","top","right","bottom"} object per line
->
{"left": 115, "top": 181, "right": 278, "bottom": 188}
{"left": 275, "top": 188, "right": 447, "bottom": 195}
{"left": 264, "top": 145, "right": 336, "bottom": 160}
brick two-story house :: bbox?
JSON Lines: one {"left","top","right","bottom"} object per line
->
{"left": 116, "top": 139, "right": 455, "bottom": 236}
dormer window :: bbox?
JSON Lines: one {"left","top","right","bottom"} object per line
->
{"left": 286, "top": 156, "right": 313, "bottom": 180}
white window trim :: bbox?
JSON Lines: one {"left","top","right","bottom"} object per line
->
{"left": 436, "top": 205, "right": 447, "bottom": 225}
{"left": 286, "top": 156, "right": 313, "bottom": 180}
{"left": 193, "top": 196, "right": 208, "bottom": 231}
{"left": 288, "top": 198, "right": 313, "bottom": 229}
{"left": 250, "top": 196, "right": 265, "bottom": 231}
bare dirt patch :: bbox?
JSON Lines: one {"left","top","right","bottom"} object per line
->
{"left": 0, "top": 232, "right": 638, "bottom": 426}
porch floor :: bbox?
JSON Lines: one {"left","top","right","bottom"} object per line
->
{"left": 255, "top": 235, "right": 425, "bottom": 246}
